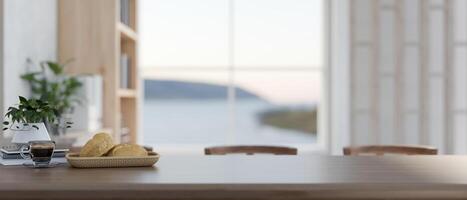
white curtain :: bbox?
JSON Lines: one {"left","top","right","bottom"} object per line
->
{"left": 330, "top": 0, "right": 467, "bottom": 154}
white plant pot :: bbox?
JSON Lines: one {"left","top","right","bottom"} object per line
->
{"left": 10, "top": 123, "right": 52, "bottom": 144}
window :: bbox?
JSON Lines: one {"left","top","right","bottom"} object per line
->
{"left": 140, "top": 0, "right": 325, "bottom": 150}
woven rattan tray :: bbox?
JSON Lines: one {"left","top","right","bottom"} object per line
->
{"left": 66, "top": 152, "right": 159, "bottom": 168}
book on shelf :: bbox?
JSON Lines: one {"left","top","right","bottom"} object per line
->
{"left": 120, "top": 0, "right": 131, "bottom": 26}
{"left": 120, "top": 54, "right": 131, "bottom": 89}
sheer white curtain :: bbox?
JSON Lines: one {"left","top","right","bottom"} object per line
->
{"left": 331, "top": 0, "right": 467, "bottom": 155}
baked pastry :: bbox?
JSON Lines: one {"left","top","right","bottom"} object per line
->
{"left": 107, "top": 144, "right": 148, "bottom": 157}
{"left": 79, "top": 133, "right": 114, "bottom": 157}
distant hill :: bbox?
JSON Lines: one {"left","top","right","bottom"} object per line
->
{"left": 258, "top": 108, "right": 317, "bottom": 134}
{"left": 144, "top": 79, "right": 263, "bottom": 100}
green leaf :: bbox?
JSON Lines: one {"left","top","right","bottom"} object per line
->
{"left": 5, "top": 96, "right": 58, "bottom": 123}
{"left": 45, "top": 61, "right": 63, "bottom": 75}
{"left": 20, "top": 72, "right": 40, "bottom": 82}
{"left": 18, "top": 59, "right": 81, "bottom": 124}
{"left": 19, "top": 96, "right": 27, "bottom": 104}
{"left": 29, "top": 99, "right": 38, "bottom": 109}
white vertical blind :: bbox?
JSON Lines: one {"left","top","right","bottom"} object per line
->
{"left": 346, "top": 0, "right": 467, "bottom": 154}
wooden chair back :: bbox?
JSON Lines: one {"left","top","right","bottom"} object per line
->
{"left": 205, "top": 145, "right": 297, "bottom": 155}
{"left": 343, "top": 145, "right": 438, "bottom": 155}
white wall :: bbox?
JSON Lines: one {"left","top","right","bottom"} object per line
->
{"left": 0, "top": 0, "right": 3, "bottom": 122}
{"left": 2, "top": 0, "right": 57, "bottom": 113}
{"left": 0, "top": 0, "right": 57, "bottom": 143}
{"left": 335, "top": 0, "right": 467, "bottom": 154}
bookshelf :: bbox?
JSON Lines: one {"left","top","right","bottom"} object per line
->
{"left": 58, "top": 0, "right": 139, "bottom": 144}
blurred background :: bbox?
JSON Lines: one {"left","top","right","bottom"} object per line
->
{"left": 0, "top": 0, "right": 466, "bottom": 155}
{"left": 139, "top": 0, "right": 323, "bottom": 152}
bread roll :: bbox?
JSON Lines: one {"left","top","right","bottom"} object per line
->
{"left": 79, "top": 133, "right": 114, "bottom": 157}
{"left": 107, "top": 144, "right": 148, "bottom": 157}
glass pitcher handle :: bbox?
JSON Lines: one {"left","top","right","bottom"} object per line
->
{"left": 19, "top": 145, "right": 31, "bottom": 160}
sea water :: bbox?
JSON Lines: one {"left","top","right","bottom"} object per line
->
{"left": 142, "top": 99, "right": 316, "bottom": 146}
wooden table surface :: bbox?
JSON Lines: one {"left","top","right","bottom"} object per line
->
{"left": 3, "top": 155, "right": 467, "bottom": 199}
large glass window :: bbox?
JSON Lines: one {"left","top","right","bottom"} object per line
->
{"left": 140, "top": 0, "right": 324, "bottom": 149}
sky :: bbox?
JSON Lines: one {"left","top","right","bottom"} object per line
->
{"left": 138, "top": 0, "right": 324, "bottom": 104}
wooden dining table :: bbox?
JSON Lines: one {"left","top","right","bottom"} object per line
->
{"left": 2, "top": 155, "right": 467, "bottom": 199}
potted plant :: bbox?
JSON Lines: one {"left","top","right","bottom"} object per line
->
{"left": 2, "top": 96, "right": 71, "bottom": 145}
{"left": 21, "top": 60, "right": 82, "bottom": 136}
